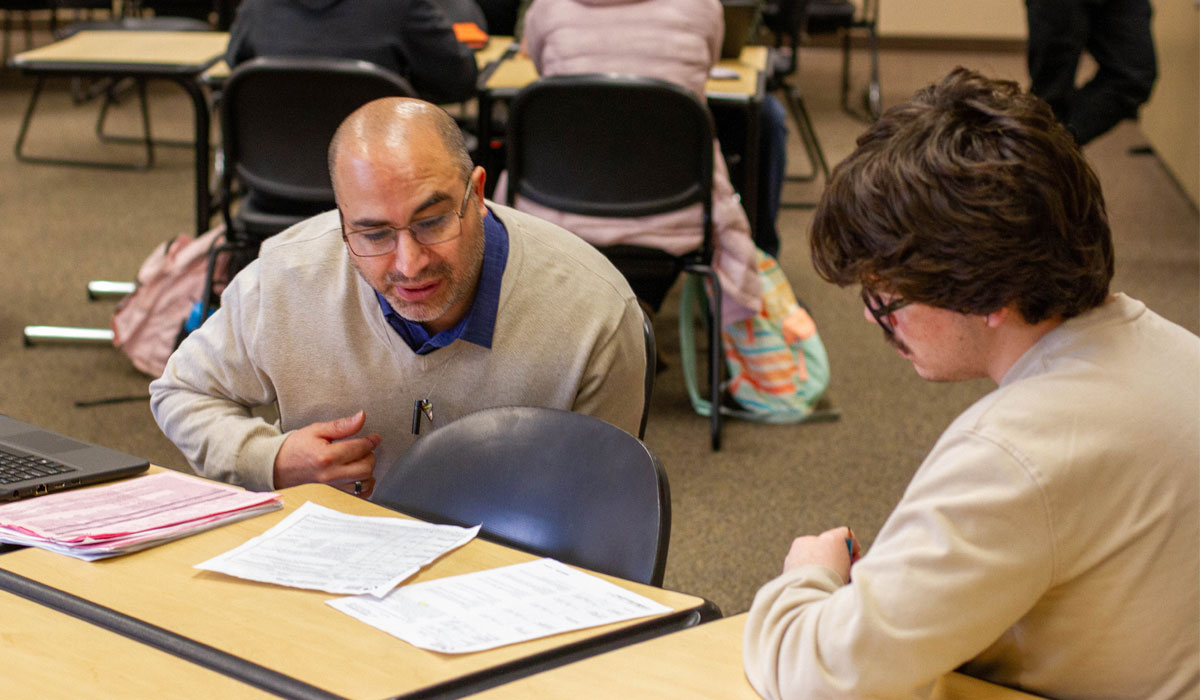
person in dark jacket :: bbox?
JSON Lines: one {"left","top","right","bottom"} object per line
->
{"left": 226, "top": 0, "right": 479, "bottom": 105}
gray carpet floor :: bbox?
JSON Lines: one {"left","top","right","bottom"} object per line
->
{"left": 1, "top": 38, "right": 1196, "bottom": 617}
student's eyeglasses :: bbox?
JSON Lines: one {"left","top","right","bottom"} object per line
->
{"left": 342, "top": 178, "right": 473, "bottom": 257}
{"left": 861, "top": 287, "right": 911, "bottom": 339}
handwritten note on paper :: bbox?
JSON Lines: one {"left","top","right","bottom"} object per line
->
{"left": 195, "top": 501, "right": 480, "bottom": 597}
{"left": 327, "top": 558, "right": 673, "bottom": 653}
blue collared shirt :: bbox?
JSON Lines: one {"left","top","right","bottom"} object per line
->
{"left": 375, "top": 210, "right": 509, "bottom": 354}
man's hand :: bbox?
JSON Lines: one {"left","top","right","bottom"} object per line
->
{"left": 782, "top": 526, "right": 861, "bottom": 583}
{"left": 272, "top": 410, "right": 381, "bottom": 496}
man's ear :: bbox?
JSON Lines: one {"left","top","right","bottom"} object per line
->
{"left": 472, "top": 165, "right": 487, "bottom": 213}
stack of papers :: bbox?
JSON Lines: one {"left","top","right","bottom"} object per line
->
{"left": 0, "top": 471, "right": 282, "bottom": 560}
{"left": 195, "top": 501, "right": 480, "bottom": 597}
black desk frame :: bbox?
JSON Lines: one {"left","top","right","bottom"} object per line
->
{"left": 0, "top": 556, "right": 718, "bottom": 700}
{"left": 10, "top": 54, "right": 219, "bottom": 235}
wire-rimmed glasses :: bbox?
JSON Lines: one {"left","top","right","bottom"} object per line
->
{"left": 342, "top": 177, "right": 473, "bottom": 257}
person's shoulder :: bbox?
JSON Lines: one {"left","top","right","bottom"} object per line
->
{"left": 254, "top": 210, "right": 347, "bottom": 276}
{"left": 259, "top": 210, "right": 342, "bottom": 253}
{"left": 490, "top": 202, "right": 638, "bottom": 302}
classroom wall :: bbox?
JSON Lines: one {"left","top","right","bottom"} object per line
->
{"left": 876, "top": 0, "right": 1026, "bottom": 40}
{"left": 1139, "top": 3, "right": 1199, "bottom": 205}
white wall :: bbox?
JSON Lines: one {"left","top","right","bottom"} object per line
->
{"left": 1140, "top": 2, "right": 1199, "bottom": 205}
{"left": 877, "top": 0, "right": 1026, "bottom": 40}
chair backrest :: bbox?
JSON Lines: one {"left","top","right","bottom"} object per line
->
{"left": 804, "top": 0, "right": 864, "bottom": 34}
{"left": 505, "top": 73, "right": 715, "bottom": 261}
{"left": 219, "top": 56, "right": 415, "bottom": 236}
{"left": 372, "top": 406, "right": 672, "bottom": 586}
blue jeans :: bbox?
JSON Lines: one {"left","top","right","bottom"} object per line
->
{"left": 755, "top": 93, "right": 788, "bottom": 257}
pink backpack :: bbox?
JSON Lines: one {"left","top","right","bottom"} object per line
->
{"left": 111, "top": 226, "right": 227, "bottom": 377}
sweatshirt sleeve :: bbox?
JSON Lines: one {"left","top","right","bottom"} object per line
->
{"left": 743, "top": 430, "right": 1056, "bottom": 699}
{"left": 149, "top": 262, "right": 288, "bottom": 491}
{"left": 395, "top": 0, "right": 480, "bottom": 104}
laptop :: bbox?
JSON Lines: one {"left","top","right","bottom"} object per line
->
{"left": 0, "top": 414, "right": 149, "bottom": 502}
{"left": 721, "top": 0, "right": 759, "bottom": 60}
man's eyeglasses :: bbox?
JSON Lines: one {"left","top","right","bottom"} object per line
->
{"left": 342, "top": 177, "right": 473, "bottom": 257}
{"left": 862, "top": 287, "right": 911, "bottom": 338}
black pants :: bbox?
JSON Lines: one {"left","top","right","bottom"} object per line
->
{"left": 1024, "top": 0, "right": 1157, "bottom": 146}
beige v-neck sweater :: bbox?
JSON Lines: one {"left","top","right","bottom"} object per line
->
{"left": 150, "top": 203, "right": 646, "bottom": 491}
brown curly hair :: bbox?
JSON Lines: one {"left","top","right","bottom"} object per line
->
{"left": 809, "top": 67, "right": 1113, "bottom": 323}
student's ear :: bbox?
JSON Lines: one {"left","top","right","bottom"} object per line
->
{"left": 984, "top": 305, "right": 1013, "bottom": 329}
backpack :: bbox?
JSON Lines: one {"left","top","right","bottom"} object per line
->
{"left": 111, "top": 225, "right": 228, "bottom": 377}
{"left": 680, "top": 249, "right": 836, "bottom": 423}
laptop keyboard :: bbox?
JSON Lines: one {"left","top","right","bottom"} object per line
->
{"left": 0, "top": 448, "right": 76, "bottom": 484}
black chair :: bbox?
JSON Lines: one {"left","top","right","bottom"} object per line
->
{"left": 761, "top": 0, "right": 830, "bottom": 206}
{"left": 372, "top": 406, "right": 672, "bottom": 587}
{"left": 504, "top": 74, "right": 726, "bottom": 451}
{"left": 639, "top": 304, "right": 656, "bottom": 441}
{"left": 805, "top": 0, "right": 881, "bottom": 121}
{"left": 198, "top": 56, "right": 416, "bottom": 319}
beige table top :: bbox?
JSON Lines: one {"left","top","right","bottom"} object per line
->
{"left": 12, "top": 30, "right": 229, "bottom": 70}
{"left": 472, "top": 613, "right": 1047, "bottom": 700}
{"left": 204, "top": 35, "right": 510, "bottom": 82}
{"left": 0, "top": 477, "right": 706, "bottom": 700}
{"left": 484, "top": 44, "right": 767, "bottom": 99}
{"left": 0, "top": 588, "right": 273, "bottom": 699}
{"left": 476, "top": 35, "right": 517, "bottom": 70}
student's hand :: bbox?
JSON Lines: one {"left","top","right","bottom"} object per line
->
{"left": 782, "top": 526, "right": 861, "bottom": 583}
{"left": 273, "top": 410, "right": 381, "bottom": 497}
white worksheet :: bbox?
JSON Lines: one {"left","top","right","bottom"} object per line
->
{"left": 195, "top": 501, "right": 479, "bottom": 597}
{"left": 327, "top": 558, "right": 673, "bottom": 654}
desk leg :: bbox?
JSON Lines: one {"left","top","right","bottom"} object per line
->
{"left": 14, "top": 74, "right": 153, "bottom": 171}
{"left": 177, "top": 76, "right": 212, "bottom": 235}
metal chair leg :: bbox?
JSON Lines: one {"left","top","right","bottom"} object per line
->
{"left": 708, "top": 270, "right": 723, "bottom": 452}
{"left": 840, "top": 24, "right": 883, "bottom": 122}
{"left": 23, "top": 326, "right": 114, "bottom": 345}
{"left": 779, "top": 83, "right": 830, "bottom": 210}
{"left": 87, "top": 281, "right": 136, "bottom": 299}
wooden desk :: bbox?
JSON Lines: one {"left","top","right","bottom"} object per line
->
{"left": 0, "top": 480, "right": 708, "bottom": 699}
{"left": 0, "top": 589, "right": 273, "bottom": 699}
{"left": 203, "top": 35, "right": 515, "bottom": 84}
{"left": 472, "top": 613, "right": 1047, "bottom": 700}
{"left": 10, "top": 30, "right": 229, "bottom": 235}
{"left": 481, "top": 45, "right": 765, "bottom": 98}
{"left": 475, "top": 44, "right": 766, "bottom": 234}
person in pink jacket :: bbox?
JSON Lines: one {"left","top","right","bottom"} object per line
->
{"left": 512, "top": 0, "right": 762, "bottom": 326}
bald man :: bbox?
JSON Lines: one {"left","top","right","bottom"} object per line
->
{"left": 150, "top": 99, "right": 646, "bottom": 494}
